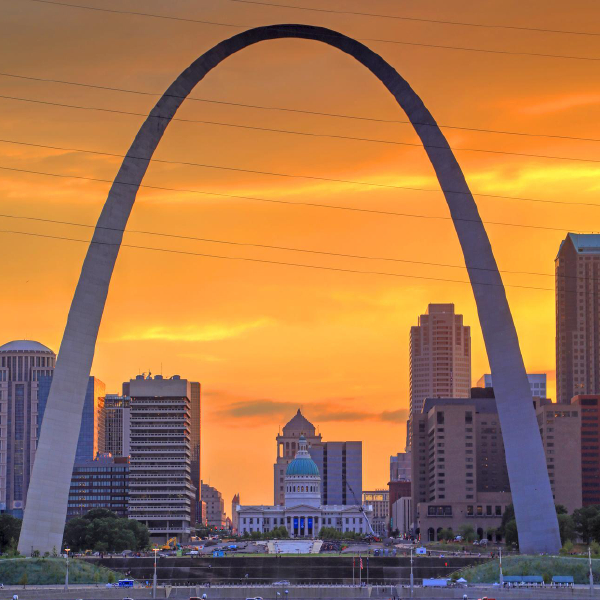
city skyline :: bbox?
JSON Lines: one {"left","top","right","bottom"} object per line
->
{"left": 2, "top": 0, "right": 598, "bottom": 517}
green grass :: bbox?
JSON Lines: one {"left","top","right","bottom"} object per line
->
{"left": 0, "top": 557, "right": 123, "bottom": 585}
{"left": 457, "top": 555, "right": 600, "bottom": 584}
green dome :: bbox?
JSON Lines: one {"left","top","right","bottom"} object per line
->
{"left": 286, "top": 457, "right": 320, "bottom": 477}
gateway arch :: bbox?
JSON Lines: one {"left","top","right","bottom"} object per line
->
{"left": 19, "top": 24, "right": 560, "bottom": 555}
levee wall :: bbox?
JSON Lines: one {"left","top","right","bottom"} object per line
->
{"left": 87, "top": 556, "right": 487, "bottom": 585}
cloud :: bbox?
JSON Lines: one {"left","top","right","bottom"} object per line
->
{"left": 518, "top": 93, "right": 600, "bottom": 116}
{"left": 114, "top": 318, "right": 273, "bottom": 343}
{"left": 214, "top": 397, "right": 408, "bottom": 425}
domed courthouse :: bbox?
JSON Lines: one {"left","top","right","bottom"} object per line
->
{"left": 237, "top": 436, "right": 372, "bottom": 538}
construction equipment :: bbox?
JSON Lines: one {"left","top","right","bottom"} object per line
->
{"left": 161, "top": 537, "right": 177, "bottom": 550}
{"left": 345, "top": 481, "right": 378, "bottom": 538}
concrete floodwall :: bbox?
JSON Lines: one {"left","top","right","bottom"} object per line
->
{"left": 87, "top": 556, "right": 486, "bottom": 585}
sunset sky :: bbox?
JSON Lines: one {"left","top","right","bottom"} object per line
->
{"left": 1, "top": 0, "right": 599, "bottom": 512}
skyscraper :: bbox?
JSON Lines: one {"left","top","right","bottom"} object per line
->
{"left": 189, "top": 382, "right": 201, "bottom": 524}
{"left": 0, "top": 340, "right": 55, "bottom": 517}
{"left": 477, "top": 373, "right": 547, "bottom": 399}
{"left": 556, "top": 234, "right": 600, "bottom": 403}
{"left": 39, "top": 375, "right": 105, "bottom": 462}
{"left": 104, "top": 394, "right": 131, "bottom": 457}
{"left": 128, "top": 374, "right": 195, "bottom": 544}
{"left": 409, "top": 304, "right": 471, "bottom": 446}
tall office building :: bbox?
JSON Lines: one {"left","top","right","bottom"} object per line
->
{"left": 556, "top": 234, "right": 600, "bottom": 404}
{"left": 362, "top": 490, "right": 389, "bottom": 537}
{"left": 390, "top": 452, "right": 411, "bottom": 482}
{"left": 411, "top": 395, "right": 581, "bottom": 541}
{"left": 0, "top": 340, "right": 55, "bottom": 517}
{"left": 309, "top": 441, "right": 363, "bottom": 506}
{"left": 409, "top": 304, "right": 471, "bottom": 447}
{"left": 39, "top": 375, "right": 105, "bottom": 462}
{"left": 128, "top": 374, "right": 195, "bottom": 544}
{"left": 201, "top": 482, "right": 226, "bottom": 529}
{"left": 571, "top": 395, "right": 600, "bottom": 506}
{"left": 274, "top": 410, "right": 322, "bottom": 505}
{"left": 104, "top": 394, "right": 131, "bottom": 457}
{"left": 477, "top": 373, "right": 547, "bottom": 399}
{"left": 189, "top": 382, "right": 201, "bottom": 524}
{"left": 67, "top": 454, "right": 129, "bottom": 519}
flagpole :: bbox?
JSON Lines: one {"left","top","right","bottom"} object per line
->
{"left": 590, "top": 546, "right": 594, "bottom": 592}
{"left": 359, "top": 552, "right": 362, "bottom": 586}
{"left": 499, "top": 547, "right": 504, "bottom": 587}
{"left": 410, "top": 545, "right": 414, "bottom": 597}
{"left": 353, "top": 554, "right": 355, "bottom": 586}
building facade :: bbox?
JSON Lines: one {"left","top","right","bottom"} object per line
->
{"left": 571, "top": 395, "right": 600, "bottom": 506}
{"left": 239, "top": 436, "right": 372, "bottom": 538}
{"left": 477, "top": 373, "right": 547, "bottom": 399}
{"left": 411, "top": 395, "right": 582, "bottom": 541}
{"left": 391, "top": 497, "right": 412, "bottom": 537}
{"left": 67, "top": 454, "right": 129, "bottom": 519}
{"left": 128, "top": 375, "right": 195, "bottom": 544}
{"left": 556, "top": 234, "right": 600, "bottom": 404}
{"left": 274, "top": 410, "right": 322, "bottom": 505}
{"left": 309, "top": 441, "right": 363, "bottom": 506}
{"left": 201, "top": 482, "right": 226, "bottom": 529}
{"left": 104, "top": 395, "right": 130, "bottom": 458}
{"left": 362, "top": 490, "right": 389, "bottom": 537}
{"left": 0, "top": 340, "right": 55, "bottom": 517}
{"left": 409, "top": 304, "right": 471, "bottom": 448}
{"left": 390, "top": 452, "right": 411, "bottom": 482}
{"left": 190, "top": 382, "right": 201, "bottom": 524}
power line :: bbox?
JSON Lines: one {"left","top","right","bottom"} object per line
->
{"left": 2, "top": 71, "right": 598, "bottom": 144}
{"left": 24, "top": 0, "right": 600, "bottom": 62}
{"left": 0, "top": 228, "right": 554, "bottom": 291}
{"left": 0, "top": 163, "right": 592, "bottom": 233}
{"left": 0, "top": 210, "right": 562, "bottom": 279}
{"left": 3, "top": 94, "right": 600, "bottom": 165}
{"left": 226, "top": 0, "right": 600, "bottom": 37}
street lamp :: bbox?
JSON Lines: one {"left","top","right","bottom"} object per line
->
{"left": 153, "top": 548, "right": 159, "bottom": 599}
{"left": 64, "top": 548, "right": 70, "bottom": 591}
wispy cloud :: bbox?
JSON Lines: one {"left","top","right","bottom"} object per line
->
{"left": 518, "top": 93, "right": 600, "bottom": 116}
{"left": 116, "top": 318, "right": 273, "bottom": 343}
{"left": 214, "top": 397, "right": 407, "bottom": 425}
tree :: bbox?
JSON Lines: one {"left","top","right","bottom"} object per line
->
{"left": 63, "top": 509, "right": 150, "bottom": 552}
{"left": 438, "top": 529, "right": 453, "bottom": 541}
{"left": 457, "top": 525, "right": 476, "bottom": 543}
{"left": 0, "top": 514, "right": 22, "bottom": 552}
{"left": 18, "top": 572, "right": 27, "bottom": 589}
{"left": 557, "top": 513, "right": 576, "bottom": 545}
{"left": 573, "top": 506, "right": 600, "bottom": 544}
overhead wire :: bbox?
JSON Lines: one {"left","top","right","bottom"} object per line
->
{"left": 225, "top": 0, "right": 600, "bottom": 37}
{"left": 0, "top": 228, "right": 554, "bottom": 292}
{"left": 23, "top": 0, "right": 600, "bottom": 62}
{"left": 0, "top": 162, "right": 592, "bottom": 234}
{"left": 2, "top": 94, "right": 600, "bottom": 165}
{"left": 1, "top": 71, "right": 599, "bottom": 144}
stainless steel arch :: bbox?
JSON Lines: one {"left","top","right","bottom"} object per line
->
{"left": 19, "top": 24, "right": 560, "bottom": 555}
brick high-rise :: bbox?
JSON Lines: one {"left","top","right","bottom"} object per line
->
{"left": 556, "top": 234, "right": 600, "bottom": 403}
{"left": 409, "top": 304, "right": 471, "bottom": 447}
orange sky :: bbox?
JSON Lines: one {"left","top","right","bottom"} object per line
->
{"left": 1, "top": 0, "right": 599, "bottom": 514}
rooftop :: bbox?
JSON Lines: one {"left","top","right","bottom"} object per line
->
{"left": 0, "top": 340, "right": 54, "bottom": 354}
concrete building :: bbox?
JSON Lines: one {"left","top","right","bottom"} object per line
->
{"left": 409, "top": 304, "right": 471, "bottom": 448}
{"left": 411, "top": 394, "right": 582, "bottom": 541}
{"left": 67, "top": 454, "right": 129, "bottom": 519}
{"left": 104, "top": 394, "right": 131, "bottom": 457}
{"left": 571, "top": 395, "right": 600, "bottom": 506}
{"left": 536, "top": 403, "right": 582, "bottom": 513}
{"left": 477, "top": 373, "right": 547, "bottom": 399}
{"left": 201, "top": 482, "right": 226, "bottom": 529}
{"left": 0, "top": 340, "right": 55, "bottom": 517}
{"left": 190, "top": 382, "right": 201, "bottom": 524}
{"left": 127, "top": 375, "right": 195, "bottom": 544}
{"left": 391, "top": 496, "right": 412, "bottom": 536}
{"left": 556, "top": 234, "right": 600, "bottom": 404}
{"left": 390, "top": 452, "right": 411, "bottom": 482}
{"left": 239, "top": 436, "right": 372, "bottom": 538}
{"left": 362, "top": 490, "right": 389, "bottom": 537}
{"left": 274, "top": 410, "right": 322, "bottom": 505}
